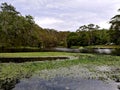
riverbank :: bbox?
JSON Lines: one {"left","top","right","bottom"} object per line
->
{"left": 0, "top": 52, "right": 76, "bottom": 63}
{"left": 35, "top": 54, "right": 120, "bottom": 81}
{"left": 0, "top": 52, "right": 77, "bottom": 57}
{"left": 0, "top": 52, "right": 120, "bottom": 89}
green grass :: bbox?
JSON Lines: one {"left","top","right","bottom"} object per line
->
{"left": 0, "top": 52, "right": 76, "bottom": 57}
{"left": 0, "top": 52, "right": 120, "bottom": 88}
{"left": 85, "top": 45, "right": 120, "bottom": 49}
{"left": 78, "top": 54, "right": 120, "bottom": 65}
{"left": 0, "top": 53, "right": 120, "bottom": 78}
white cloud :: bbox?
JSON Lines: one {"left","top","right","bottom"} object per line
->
{"left": 35, "top": 17, "right": 64, "bottom": 29}
{"left": 0, "top": 0, "right": 120, "bottom": 31}
{"left": 99, "top": 21, "right": 111, "bottom": 29}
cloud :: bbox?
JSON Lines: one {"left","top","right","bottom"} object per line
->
{"left": 35, "top": 17, "right": 63, "bottom": 25}
{"left": 0, "top": 0, "right": 120, "bottom": 31}
{"left": 35, "top": 17, "right": 64, "bottom": 29}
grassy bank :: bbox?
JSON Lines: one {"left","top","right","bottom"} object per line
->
{"left": 0, "top": 52, "right": 77, "bottom": 83}
{"left": 0, "top": 53, "right": 120, "bottom": 79}
{"left": 0, "top": 52, "right": 120, "bottom": 89}
{"left": 0, "top": 52, "right": 76, "bottom": 57}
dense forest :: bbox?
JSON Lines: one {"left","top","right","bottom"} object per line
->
{"left": 0, "top": 2, "right": 120, "bottom": 48}
{"left": 0, "top": 2, "right": 69, "bottom": 48}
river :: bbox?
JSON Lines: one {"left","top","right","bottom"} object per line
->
{"left": 13, "top": 77, "right": 118, "bottom": 90}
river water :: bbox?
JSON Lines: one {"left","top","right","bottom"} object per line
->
{"left": 50, "top": 48, "right": 120, "bottom": 56}
{"left": 13, "top": 77, "right": 118, "bottom": 90}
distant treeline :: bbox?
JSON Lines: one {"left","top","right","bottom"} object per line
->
{"left": 66, "top": 9, "right": 120, "bottom": 47}
{"left": 67, "top": 24, "right": 110, "bottom": 48}
{"left": 0, "top": 2, "right": 120, "bottom": 49}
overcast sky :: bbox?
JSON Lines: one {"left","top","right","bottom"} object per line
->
{"left": 0, "top": 0, "right": 120, "bottom": 31}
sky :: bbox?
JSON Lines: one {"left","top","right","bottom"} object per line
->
{"left": 0, "top": 0, "right": 120, "bottom": 31}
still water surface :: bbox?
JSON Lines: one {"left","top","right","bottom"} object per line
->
{"left": 52, "top": 48, "right": 120, "bottom": 55}
{"left": 13, "top": 77, "right": 118, "bottom": 90}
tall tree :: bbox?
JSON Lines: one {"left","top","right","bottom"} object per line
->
{"left": 109, "top": 9, "right": 120, "bottom": 44}
{"left": 76, "top": 25, "right": 88, "bottom": 32}
{"left": 67, "top": 32, "right": 79, "bottom": 48}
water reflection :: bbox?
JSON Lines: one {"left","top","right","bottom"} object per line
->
{"left": 94, "top": 48, "right": 114, "bottom": 54}
{"left": 112, "top": 49, "right": 120, "bottom": 56}
{"left": 53, "top": 48, "right": 80, "bottom": 53}
{"left": 48, "top": 48, "right": 120, "bottom": 56}
{"left": 13, "top": 77, "right": 117, "bottom": 90}
{"left": 81, "top": 48, "right": 120, "bottom": 56}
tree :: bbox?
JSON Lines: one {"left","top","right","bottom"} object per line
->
{"left": 76, "top": 24, "right": 101, "bottom": 45}
{"left": 109, "top": 9, "right": 120, "bottom": 44}
{"left": 0, "top": 2, "right": 40, "bottom": 47}
{"left": 0, "top": 2, "right": 21, "bottom": 46}
{"left": 93, "top": 29, "right": 110, "bottom": 45}
{"left": 67, "top": 32, "right": 79, "bottom": 48}
{"left": 0, "top": 2, "right": 19, "bottom": 15}
{"left": 75, "top": 24, "right": 110, "bottom": 46}
{"left": 77, "top": 31, "right": 90, "bottom": 46}
{"left": 76, "top": 25, "right": 88, "bottom": 32}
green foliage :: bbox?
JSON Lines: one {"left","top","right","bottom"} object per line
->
{"left": 0, "top": 2, "right": 40, "bottom": 47}
{"left": 0, "top": 2, "right": 68, "bottom": 48}
{"left": 109, "top": 9, "right": 120, "bottom": 45}
{"left": 77, "top": 31, "right": 90, "bottom": 46}
{"left": 67, "top": 32, "right": 79, "bottom": 48}
{"left": 66, "top": 24, "right": 110, "bottom": 47}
